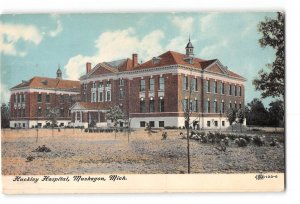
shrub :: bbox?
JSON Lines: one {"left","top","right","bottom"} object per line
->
{"left": 235, "top": 138, "right": 248, "bottom": 147}
{"left": 253, "top": 135, "right": 265, "bottom": 146}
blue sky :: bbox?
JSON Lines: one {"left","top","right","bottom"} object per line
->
{"left": 0, "top": 12, "right": 278, "bottom": 105}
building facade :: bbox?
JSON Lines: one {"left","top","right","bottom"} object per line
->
{"left": 10, "top": 69, "right": 80, "bottom": 128}
{"left": 70, "top": 40, "right": 246, "bottom": 129}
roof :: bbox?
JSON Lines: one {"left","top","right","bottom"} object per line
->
{"left": 135, "top": 51, "right": 205, "bottom": 70}
{"left": 81, "top": 58, "right": 134, "bottom": 79}
{"left": 81, "top": 50, "right": 245, "bottom": 81}
{"left": 186, "top": 40, "right": 194, "bottom": 48}
{"left": 71, "top": 102, "right": 111, "bottom": 110}
{"left": 11, "top": 76, "right": 80, "bottom": 91}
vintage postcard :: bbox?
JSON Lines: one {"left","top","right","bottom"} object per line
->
{"left": 0, "top": 12, "right": 285, "bottom": 193}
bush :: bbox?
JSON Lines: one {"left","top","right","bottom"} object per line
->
{"left": 235, "top": 138, "right": 248, "bottom": 147}
{"left": 253, "top": 135, "right": 265, "bottom": 146}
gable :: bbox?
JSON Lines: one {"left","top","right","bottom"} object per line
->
{"left": 205, "top": 63, "right": 226, "bottom": 74}
{"left": 89, "top": 64, "right": 115, "bottom": 77}
{"left": 70, "top": 102, "right": 86, "bottom": 111}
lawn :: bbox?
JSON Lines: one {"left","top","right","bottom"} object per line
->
{"left": 1, "top": 128, "right": 285, "bottom": 175}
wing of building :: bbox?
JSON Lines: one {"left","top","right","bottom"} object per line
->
{"left": 10, "top": 68, "right": 80, "bottom": 128}
{"left": 70, "top": 39, "right": 246, "bottom": 129}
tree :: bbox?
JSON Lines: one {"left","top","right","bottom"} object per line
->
{"left": 181, "top": 70, "right": 201, "bottom": 174}
{"left": 46, "top": 107, "right": 59, "bottom": 137}
{"left": 253, "top": 12, "right": 285, "bottom": 98}
{"left": 226, "top": 108, "right": 237, "bottom": 132}
{"left": 236, "top": 108, "right": 245, "bottom": 132}
{"left": 246, "top": 98, "right": 269, "bottom": 126}
{"left": 1, "top": 102, "right": 10, "bottom": 129}
{"left": 106, "top": 105, "right": 125, "bottom": 139}
{"left": 268, "top": 100, "right": 284, "bottom": 129}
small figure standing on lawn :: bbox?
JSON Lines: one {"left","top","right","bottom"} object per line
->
{"left": 161, "top": 132, "right": 167, "bottom": 140}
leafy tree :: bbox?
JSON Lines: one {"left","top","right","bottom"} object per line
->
{"left": 226, "top": 108, "right": 237, "bottom": 131}
{"left": 246, "top": 98, "right": 269, "bottom": 126}
{"left": 268, "top": 100, "right": 284, "bottom": 128}
{"left": 1, "top": 102, "right": 10, "bottom": 128}
{"left": 46, "top": 107, "right": 59, "bottom": 137}
{"left": 253, "top": 12, "right": 285, "bottom": 98}
{"left": 236, "top": 108, "right": 245, "bottom": 132}
{"left": 106, "top": 105, "right": 125, "bottom": 139}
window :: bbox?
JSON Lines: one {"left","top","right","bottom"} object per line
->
{"left": 221, "top": 101, "right": 225, "bottom": 113}
{"left": 229, "top": 102, "right": 232, "bottom": 109}
{"left": 60, "top": 95, "right": 64, "bottom": 103}
{"left": 98, "top": 91, "right": 103, "bottom": 102}
{"left": 159, "top": 77, "right": 164, "bottom": 90}
{"left": 76, "top": 111, "right": 81, "bottom": 121}
{"left": 38, "top": 108, "right": 42, "bottom": 116}
{"left": 193, "top": 100, "right": 198, "bottom": 112}
{"left": 183, "top": 99, "right": 188, "bottom": 112}
{"left": 92, "top": 82, "right": 96, "bottom": 88}
{"left": 183, "top": 76, "right": 188, "bottom": 90}
{"left": 20, "top": 94, "right": 24, "bottom": 103}
{"left": 222, "top": 121, "right": 225, "bottom": 126}
{"left": 239, "top": 86, "right": 242, "bottom": 96}
{"left": 149, "top": 121, "right": 155, "bottom": 127}
{"left": 119, "top": 88, "right": 124, "bottom": 99}
{"left": 140, "top": 79, "right": 145, "bottom": 91}
{"left": 60, "top": 108, "right": 64, "bottom": 117}
{"left": 46, "top": 94, "right": 50, "bottom": 103}
{"left": 206, "top": 101, "right": 210, "bottom": 113}
{"left": 92, "top": 92, "right": 96, "bottom": 102}
{"left": 140, "top": 121, "right": 146, "bottom": 127}
{"left": 234, "top": 103, "right": 237, "bottom": 109}
{"left": 213, "top": 101, "right": 218, "bottom": 113}
{"left": 207, "top": 121, "right": 211, "bottom": 127}
{"left": 140, "top": 100, "right": 146, "bottom": 113}
{"left": 159, "top": 98, "right": 164, "bottom": 112}
{"left": 106, "top": 90, "right": 111, "bottom": 101}
{"left": 83, "top": 83, "right": 87, "bottom": 90}
{"left": 229, "top": 84, "right": 232, "bottom": 95}
{"left": 239, "top": 103, "right": 242, "bottom": 109}
{"left": 98, "top": 82, "right": 103, "bottom": 89}
{"left": 159, "top": 121, "right": 165, "bottom": 127}
{"left": 206, "top": 80, "right": 210, "bottom": 92}
{"left": 214, "top": 81, "right": 218, "bottom": 93}
{"left": 214, "top": 121, "right": 218, "bottom": 127}
{"left": 149, "top": 78, "right": 155, "bottom": 92}
{"left": 37, "top": 94, "right": 42, "bottom": 102}
{"left": 193, "top": 78, "right": 198, "bottom": 91}
{"left": 234, "top": 85, "right": 237, "bottom": 96}
{"left": 221, "top": 82, "right": 225, "bottom": 94}
{"left": 106, "top": 81, "right": 111, "bottom": 88}
{"left": 23, "top": 123, "right": 25, "bottom": 128}
{"left": 14, "top": 95, "right": 17, "bottom": 103}
{"left": 149, "top": 99, "right": 155, "bottom": 112}
{"left": 119, "top": 79, "right": 124, "bottom": 86}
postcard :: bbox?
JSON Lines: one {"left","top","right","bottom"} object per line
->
{"left": 0, "top": 12, "right": 285, "bottom": 193}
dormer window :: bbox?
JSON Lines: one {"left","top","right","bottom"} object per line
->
{"left": 152, "top": 57, "right": 161, "bottom": 65}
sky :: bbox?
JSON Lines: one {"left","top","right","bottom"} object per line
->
{"left": 0, "top": 12, "right": 278, "bottom": 105}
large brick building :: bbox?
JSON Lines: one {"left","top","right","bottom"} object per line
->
{"left": 10, "top": 68, "right": 80, "bottom": 128}
{"left": 70, "top": 39, "right": 246, "bottom": 129}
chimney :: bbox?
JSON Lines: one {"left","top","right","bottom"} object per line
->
{"left": 132, "top": 54, "right": 138, "bottom": 68}
{"left": 86, "top": 62, "right": 91, "bottom": 74}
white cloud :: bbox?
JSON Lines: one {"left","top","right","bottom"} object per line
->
{"left": 199, "top": 13, "right": 218, "bottom": 33}
{"left": 0, "top": 23, "right": 42, "bottom": 56}
{"left": 165, "top": 36, "right": 187, "bottom": 52}
{"left": 199, "top": 39, "right": 229, "bottom": 58}
{"left": 171, "top": 16, "right": 194, "bottom": 34}
{"left": 0, "top": 83, "right": 11, "bottom": 104}
{"left": 64, "top": 28, "right": 165, "bottom": 80}
{"left": 48, "top": 19, "right": 63, "bottom": 37}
